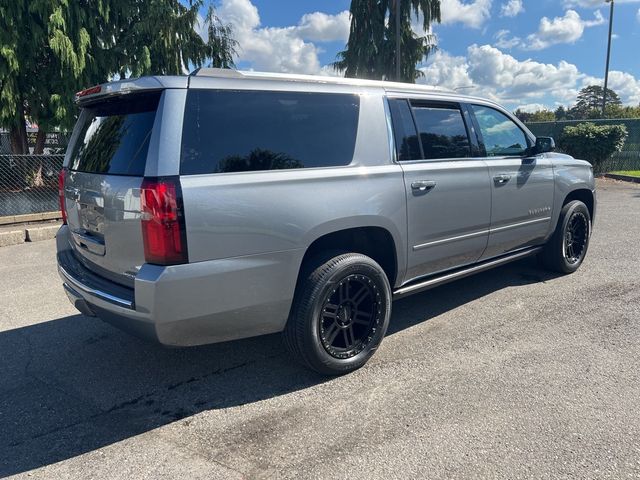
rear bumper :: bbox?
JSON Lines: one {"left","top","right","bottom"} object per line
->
{"left": 56, "top": 225, "right": 302, "bottom": 346}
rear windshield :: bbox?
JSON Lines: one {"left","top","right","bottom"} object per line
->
{"left": 68, "top": 91, "right": 161, "bottom": 176}
{"left": 180, "top": 90, "right": 360, "bottom": 175}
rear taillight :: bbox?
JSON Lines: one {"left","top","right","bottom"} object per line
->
{"left": 140, "top": 177, "right": 188, "bottom": 265}
{"left": 58, "top": 168, "right": 67, "bottom": 225}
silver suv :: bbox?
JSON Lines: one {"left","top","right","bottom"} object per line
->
{"left": 57, "top": 69, "right": 595, "bottom": 375}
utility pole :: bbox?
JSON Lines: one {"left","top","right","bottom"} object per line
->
{"left": 602, "top": 0, "right": 614, "bottom": 117}
{"left": 395, "top": 0, "right": 401, "bottom": 81}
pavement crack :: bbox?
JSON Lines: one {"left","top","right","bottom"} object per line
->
{"left": 5, "top": 353, "right": 281, "bottom": 449}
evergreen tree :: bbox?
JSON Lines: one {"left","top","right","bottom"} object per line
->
{"left": 0, "top": 0, "right": 237, "bottom": 153}
{"left": 567, "top": 85, "right": 621, "bottom": 120}
{"left": 333, "top": 0, "right": 441, "bottom": 82}
{"left": 513, "top": 109, "right": 532, "bottom": 123}
{"left": 554, "top": 105, "right": 567, "bottom": 120}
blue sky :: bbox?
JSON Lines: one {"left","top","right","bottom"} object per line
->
{"left": 208, "top": 0, "right": 640, "bottom": 111}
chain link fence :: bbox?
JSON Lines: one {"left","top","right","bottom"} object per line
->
{"left": 0, "top": 130, "right": 71, "bottom": 155}
{"left": 0, "top": 155, "right": 65, "bottom": 217}
{"left": 526, "top": 118, "right": 640, "bottom": 174}
{"left": 0, "top": 130, "right": 70, "bottom": 219}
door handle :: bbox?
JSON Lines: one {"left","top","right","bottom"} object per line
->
{"left": 411, "top": 180, "right": 437, "bottom": 192}
{"left": 494, "top": 174, "right": 511, "bottom": 184}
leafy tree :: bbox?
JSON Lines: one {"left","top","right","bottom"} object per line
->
{"left": 567, "top": 85, "right": 621, "bottom": 120}
{"left": 333, "top": 0, "right": 441, "bottom": 82}
{"left": 600, "top": 104, "right": 640, "bottom": 119}
{"left": 0, "top": 0, "right": 237, "bottom": 154}
{"left": 530, "top": 110, "right": 556, "bottom": 122}
{"left": 513, "top": 109, "right": 531, "bottom": 122}
{"left": 514, "top": 109, "right": 555, "bottom": 123}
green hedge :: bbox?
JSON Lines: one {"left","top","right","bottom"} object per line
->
{"left": 557, "top": 123, "right": 628, "bottom": 170}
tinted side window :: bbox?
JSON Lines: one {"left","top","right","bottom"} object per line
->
{"left": 180, "top": 90, "right": 360, "bottom": 174}
{"left": 471, "top": 105, "right": 528, "bottom": 157}
{"left": 411, "top": 105, "right": 471, "bottom": 159}
{"left": 69, "top": 92, "right": 160, "bottom": 176}
{"left": 388, "top": 99, "right": 421, "bottom": 161}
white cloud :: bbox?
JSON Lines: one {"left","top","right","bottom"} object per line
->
{"left": 637, "top": 7, "right": 640, "bottom": 22}
{"left": 419, "top": 44, "right": 640, "bottom": 108}
{"left": 516, "top": 103, "right": 550, "bottom": 112}
{"left": 500, "top": 0, "right": 524, "bottom": 17}
{"left": 606, "top": 71, "right": 640, "bottom": 105}
{"left": 581, "top": 71, "right": 640, "bottom": 105}
{"left": 524, "top": 9, "right": 605, "bottom": 50}
{"left": 419, "top": 51, "right": 475, "bottom": 92}
{"left": 440, "top": 0, "right": 493, "bottom": 28}
{"left": 218, "top": 0, "right": 348, "bottom": 74}
{"left": 494, "top": 29, "right": 521, "bottom": 49}
{"left": 465, "top": 45, "right": 583, "bottom": 101}
{"left": 297, "top": 10, "right": 350, "bottom": 43}
{"left": 219, "top": 0, "right": 260, "bottom": 32}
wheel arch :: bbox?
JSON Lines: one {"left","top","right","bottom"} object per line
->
{"left": 297, "top": 225, "right": 401, "bottom": 291}
{"left": 563, "top": 188, "right": 595, "bottom": 222}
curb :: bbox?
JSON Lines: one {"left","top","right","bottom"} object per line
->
{"left": 0, "top": 223, "right": 61, "bottom": 247}
{"left": 0, "top": 230, "right": 26, "bottom": 247}
{"left": 26, "top": 225, "right": 60, "bottom": 242}
{"left": 604, "top": 173, "right": 640, "bottom": 184}
{"left": 0, "top": 211, "right": 62, "bottom": 226}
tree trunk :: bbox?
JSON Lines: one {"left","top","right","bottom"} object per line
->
{"left": 9, "top": 123, "right": 28, "bottom": 154}
{"left": 9, "top": 98, "right": 30, "bottom": 190}
{"left": 9, "top": 96, "right": 28, "bottom": 154}
{"left": 34, "top": 129, "right": 46, "bottom": 155}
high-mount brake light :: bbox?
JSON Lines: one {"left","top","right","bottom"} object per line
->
{"left": 140, "top": 177, "right": 188, "bottom": 265}
{"left": 76, "top": 85, "right": 102, "bottom": 98}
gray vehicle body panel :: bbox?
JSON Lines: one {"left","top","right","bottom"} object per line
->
{"left": 58, "top": 70, "right": 596, "bottom": 346}
{"left": 400, "top": 158, "right": 491, "bottom": 280}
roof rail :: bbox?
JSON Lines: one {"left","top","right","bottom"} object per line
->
{"left": 189, "top": 68, "right": 244, "bottom": 78}
{"left": 187, "top": 68, "right": 459, "bottom": 95}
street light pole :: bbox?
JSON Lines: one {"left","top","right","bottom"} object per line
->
{"left": 602, "top": 0, "right": 614, "bottom": 117}
{"left": 395, "top": 0, "right": 401, "bottom": 81}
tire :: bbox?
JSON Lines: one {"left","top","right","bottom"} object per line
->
{"left": 284, "top": 252, "right": 392, "bottom": 375}
{"left": 540, "top": 200, "right": 591, "bottom": 274}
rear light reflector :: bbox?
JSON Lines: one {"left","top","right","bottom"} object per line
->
{"left": 140, "top": 177, "right": 188, "bottom": 265}
{"left": 58, "top": 168, "right": 67, "bottom": 225}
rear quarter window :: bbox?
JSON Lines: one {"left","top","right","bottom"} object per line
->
{"left": 180, "top": 90, "right": 360, "bottom": 175}
{"left": 68, "top": 92, "right": 161, "bottom": 176}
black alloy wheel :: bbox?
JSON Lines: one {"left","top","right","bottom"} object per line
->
{"left": 540, "top": 199, "right": 591, "bottom": 274}
{"left": 284, "top": 252, "right": 392, "bottom": 375}
{"left": 319, "top": 274, "right": 382, "bottom": 360}
{"left": 563, "top": 211, "right": 589, "bottom": 264}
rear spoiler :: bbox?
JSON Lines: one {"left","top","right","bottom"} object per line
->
{"left": 74, "top": 76, "right": 188, "bottom": 106}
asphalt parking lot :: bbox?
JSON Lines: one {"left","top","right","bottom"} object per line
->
{"left": 1, "top": 178, "right": 639, "bottom": 479}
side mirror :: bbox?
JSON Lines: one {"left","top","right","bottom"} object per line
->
{"left": 534, "top": 136, "right": 555, "bottom": 154}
